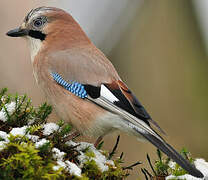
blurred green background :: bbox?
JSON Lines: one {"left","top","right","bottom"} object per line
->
{"left": 1, "top": 0, "right": 208, "bottom": 179}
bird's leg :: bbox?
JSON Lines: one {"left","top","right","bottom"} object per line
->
{"left": 94, "top": 135, "right": 103, "bottom": 148}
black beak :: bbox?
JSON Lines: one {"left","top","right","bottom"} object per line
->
{"left": 6, "top": 28, "right": 28, "bottom": 37}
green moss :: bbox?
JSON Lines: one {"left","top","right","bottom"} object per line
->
{"left": 102, "top": 160, "right": 129, "bottom": 179}
{"left": 26, "top": 124, "right": 42, "bottom": 134}
{"left": 0, "top": 136, "right": 64, "bottom": 180}
{"left": 169, "top": 163, "right": 187, "bottom": 177}
{"left": 0, "top": 88, "right": 135, "bottom": 180}
{"left": 82, "top": 159, "right": 101, "bottom": 179}
{"left": 85, "top": 151, "right": 95, "bottom": 158}
{"left": 0, "top": 89, "right": 52, "bottom": 133}
{"left": 81, "top": 154, "right": 129, "bottom": 179}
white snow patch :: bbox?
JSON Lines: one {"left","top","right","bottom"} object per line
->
{"left": 10, "top": 126, "right": 27, "bottom": 136}
{"left": 53, "top": 160, "right": 67, "bottom": 171}
{"left": 26, "top": 135, "right": 39, "bottom": 142}
{"left": 169, "top": 161, "right": 176, "bottom": 169}
{"left": 53, "top": 160, "right": 82, "bottom": 177}
{"left": 106, "top": 160, "right": 115, "bottom": 166}
{"left": 166, "top": 174, "right": 200, "bottom": 180}
{"left": 93, "top": 150, "right": 110, "bottom": 171}
{"left": 77, "top": 152, "right": 86, "bottom": 166}
{"left": 0, "top": 131, "right": 9, "bottom": 142}
{"left": 65, "top": 160, "right": 82, "bottom": 177}
{"left": 35, "top": 138, "right": 49, "bottom": 148}
{"left": 66, "top": 140, "right": 78, "bottom": 147}
{"left": 52, "top": 148, "right": 65, "bottom": 161}
{"left": 0, "top": 102, "right": 16, "bottom": 122}
{"left": 0, "top": 141, "right": 8, "bottom": 151}
{"left": 166, "top": 158, "right": 208, "bottom": 180}
{"left": 0, "top": 131, "right": 9, "bottom": 151}
{"left": 67, "top": 141, "right": 114, "bottom": 172}
{"left": 195, "top": 159, "right": 208, "bottom": 178}
{"left": 53, "top": 165, "right": 61, "bottom": 171}
{"left": 43, "top": 123, "right": 59, "bottom": 136}
{"left": 0, "top": 112, "right": 7, "bottom": 122}
{"left": 57, "top": 160, "right": 67, "bottom": 168}
{"left": 27, "top": 118, "right": 35, "bottom": 125}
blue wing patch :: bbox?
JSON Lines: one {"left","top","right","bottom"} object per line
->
{"left": 51, "top": 72, "right": 87, "bottom": 99}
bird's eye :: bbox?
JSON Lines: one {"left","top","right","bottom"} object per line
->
{"left": 34, "top": 19, "right": 43, "bottom": 27}
{"left": 33, "top": 17, "right": 45, "bottom": 28}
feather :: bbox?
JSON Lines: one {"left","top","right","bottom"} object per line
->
{"left": 87, "top": 93, "right": 203, "bottom": 177}
{"left": 105, "top": 81, "right": 166, "bottom": 134}
{"left": 51, "top": 72, "right": 87, "bottom": 98}
{"left": 51, "top": 73, "right": 159, "bottom": 138}
{"left": 132, "top": 125, "right": 204, "bottom": 178}
{"left": 51, "top": 73, "right": 203, "bottom": 178}
{"left": 84, "top": 82, "right": 203, "bottom": 178}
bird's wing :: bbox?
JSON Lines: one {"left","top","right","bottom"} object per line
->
{"left": 106, "top": 80, "right": 165, "bottom": 134}
{"left": 49, "top": 48, "right": 164, "bottom": 133}
{"left": 49, "top": 47, "right": 121, "bottom": 87}
{"left": 51, "top": 70, "right": 163, "bottom": 135}
{"left": 51, "top": 73, "right": 204, "bottom": 178}
{"left": 51, "top": 72, "right": 161, "bottom": 138}
{"left": 84, "top": 81, "right": 163, "bottom": 139}
{"left": 84, "top": 79, "right": 165, "bottom": 134}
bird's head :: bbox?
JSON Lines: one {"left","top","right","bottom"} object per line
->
{"left": 7, "top": 6, "right": 90, "bottom": 61}
{"left": 7, "top": 7, "right": 63, "bottom": 41}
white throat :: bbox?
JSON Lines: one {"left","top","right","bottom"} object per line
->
{"left": 27, "top": 37, "right": 43, "bottom": 63}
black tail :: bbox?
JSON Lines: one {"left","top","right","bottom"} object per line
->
{"left": 134, "top": 129, "right": 204, "bottom": 178}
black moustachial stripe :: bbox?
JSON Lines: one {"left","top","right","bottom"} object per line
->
{"left": 28, "top": 30, "right": 46, "bottom": 41}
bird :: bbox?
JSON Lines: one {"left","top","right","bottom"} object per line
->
{"left": 6, "top": 6, "right": 203, "bottom": 178}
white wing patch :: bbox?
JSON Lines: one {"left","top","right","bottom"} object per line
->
{"left": 100, "top": 84, "right": 118, "bottom": 103}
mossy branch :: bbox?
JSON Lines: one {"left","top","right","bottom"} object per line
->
{"left": 0, "top": 88, "right": 140, "bottom": 180}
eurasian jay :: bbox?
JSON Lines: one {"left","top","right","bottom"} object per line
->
{"left": 6, "top": 7, "right": 203, "bottom": 178}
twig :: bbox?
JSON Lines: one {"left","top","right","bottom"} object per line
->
{"left": 120, "top": 152, "right": 124, "bottom": 159}
{"left": 143, "top": 168, "right": 153, "bottom": 179}
{"left": 108, "top": 135, "right": 120, "bottom": 160}
{"left": 97, "top": 141, "right": 104, "bottom": 150}
{"left": 63, "top": 131, "right": 80, "bottom": 143}
{"left": 147, "top": 153, "right": 157, "bottom": 176}
{"left": 141, "top": 168, "right": 149, "bottom": 180}
{"left": 123, "top": 161, "right": 141, "bottom": 170}
{"left": 157, "top": 149, "right": 162, "bottom": 161}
